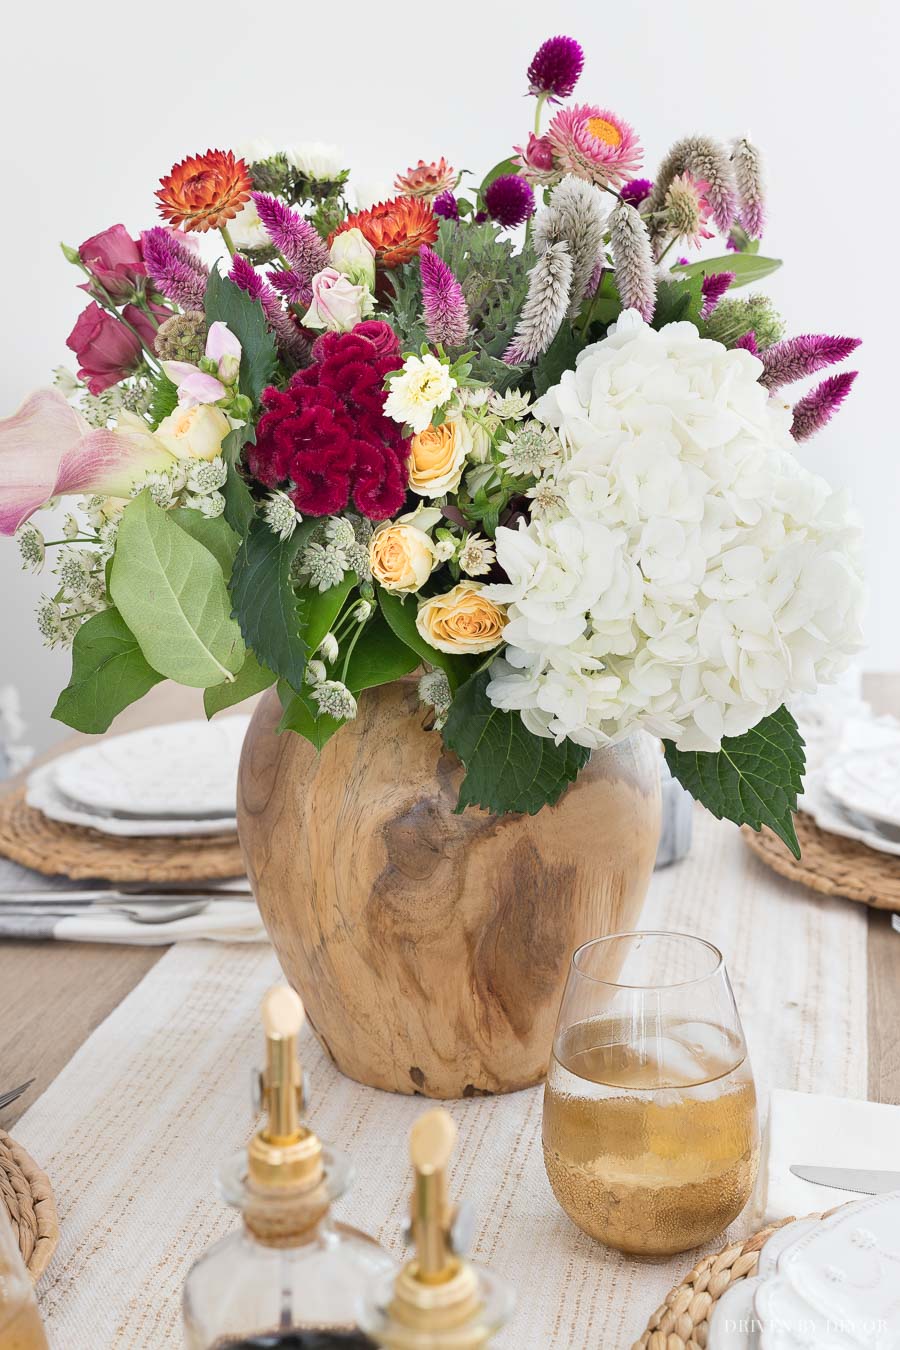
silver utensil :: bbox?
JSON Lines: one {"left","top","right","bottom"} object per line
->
{"left": 790, "top": 1164, "right": 900, "bottom": 1195}
{"left": 0, "top": 889, "right": 246, "bottom": 906}
{"left": 0, "top": 901, "right": 209, "bottom": 924}
{"left": 0, "top": 1079, "right": 35, "bottom": 1111}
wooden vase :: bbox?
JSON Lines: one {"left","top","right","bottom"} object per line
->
{"left": 237, "top": 682, "right": 661, "bottom": 1099}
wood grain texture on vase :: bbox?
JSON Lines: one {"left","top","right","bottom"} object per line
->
{"left": 237, "top": 682, "right": 662, "bottom": 1098}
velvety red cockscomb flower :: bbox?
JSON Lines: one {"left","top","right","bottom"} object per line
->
{"left": 331, "top": 197, "right": 438, "bottom": 269}
{"left": 156, "top": 150, "right": 252, "bottom": 232}
{"left": 247, "top": 324, "right": 410, "bottom": 520}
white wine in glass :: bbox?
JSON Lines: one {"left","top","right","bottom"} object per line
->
{"left": 542, "top": 932, "right": 759, "bottom": 1257}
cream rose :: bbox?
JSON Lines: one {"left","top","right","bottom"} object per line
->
{"left": 370, "top": 507, "right": 442, "bottom": 594}
{"left": 408, "top": 415, "right": 472, "bottom": 497}
{"left": 154, "top": 404, "right": 230, "bottom": 461}
{"left": 416, "top": 581, "right": 506, "bottom": 654}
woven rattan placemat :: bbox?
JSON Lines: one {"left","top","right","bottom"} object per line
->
{"left": 743, "top": 812, "right": 900, "bottom": 910}
{"left": 0, "top": 785, "right": 244, "bottom": 882}
{"left": 632, "top": 1210, "right": 834, "bottom": 1349}
{"left": 0, "top": 1130, "right": 59, "bottom": 1282}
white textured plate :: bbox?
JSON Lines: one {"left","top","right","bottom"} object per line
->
{"left": 756, "top": 1218, "right": 820, "bottom": 1280}
{"left": 755, "top": 1190, "right": 900, "bottom": 1349}
{"left": 801, "top": 768, "right": 900, "bottom": 858}
{"left": 51, "top": 717, "right": 249, "bottom": 819}
{"left": 826, "top": 747, "right": 900, "bottom": 831}
{"left": 708, "top": 1276, "right": 762, "bottom": 1349}
{"left": 26, "top": 762, "right": 237, "bottom": 838}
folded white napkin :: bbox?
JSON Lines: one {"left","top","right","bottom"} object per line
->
{"left": 751, "top": 1088, "right": 900, "bottom": 1224}
{"left": 50, "top": 898, "right": 268, "bottom": 945}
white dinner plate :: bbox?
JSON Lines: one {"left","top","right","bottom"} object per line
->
{"left": 801, "top": 768, "right": 900, "bottom": 858}
{"left": 708, "top": 1275, "right": 763, "bottom": 1349}
{"left": 26, "top": 762, "right": 237, "bottom": 838}
{"left": 826, "top": 746, "right": 900, "bottom": 831}
{"left": 50, "top": 717, "right": 249, "bottom": 819}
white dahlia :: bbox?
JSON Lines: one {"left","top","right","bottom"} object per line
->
{"left": 483, "top": 310, "right": 864, "bottom": 752}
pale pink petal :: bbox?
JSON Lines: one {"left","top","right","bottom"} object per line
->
{"left": 0, "top": 388, "right": 174, "bottom": 534}
{"left": 161, "top": 360, "right": 198, "bottom": 385}
{"left": 177, "top": 371, "right": 228, "bottom": 406}
{"left": 205, "top": 321, "right": 241, "bottom": 363}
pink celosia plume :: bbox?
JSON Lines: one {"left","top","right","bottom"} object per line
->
{"left": 790, "top": 370, "right": 858, "bottom": 442}
{"left": 228, "top": 255, "right": 310, "bottom": 365}
{"left": 760, "top": 334, "right": 861, "bottom": 391}
{"left": 268, "top": 268, "right": 313, "bottom": 308}
{"left": 419, "top": 247, "right": 469, "bottom": 346}
{"left": 734, "top": 331, "right": 759, "bottom": 355}
{"left": 142, "top": 227, "right": 209, "bottom": 310}
{"left": 251, "top": 193, "right": 329, "bottom": 280}
{"left": 0, "top": 389, "right": 174, "bottom": 535}
{"left": 700, "top": 270, "right": 735, "bottom": 319}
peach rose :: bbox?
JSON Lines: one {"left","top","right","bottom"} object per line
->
{"left": 408, "top": 414, "right": 472, "bottom": 497}
{"left": 370, "top": 507, "right": 442, "bottom": 594}
{"left": 416, "top": 580, "right": 506, "bottom": 654}
{"left": 154, "top": 403, "right": 230, "bottom": 461}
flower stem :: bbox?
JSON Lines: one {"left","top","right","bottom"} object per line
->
{"left": 340, "top": 613, "right": 368, "bottom": 683}
{"left": 534, "top": 93, "right": 548, "bottom": 136}
{"left": 219, "top": 225, "right": 236, "bottom": 258}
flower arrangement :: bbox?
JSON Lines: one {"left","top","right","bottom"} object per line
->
{"left": 1, "top": 35, "right": 863, "bottom": 853}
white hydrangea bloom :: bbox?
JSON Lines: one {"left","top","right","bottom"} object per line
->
{"left": 483, "top": 311, "right": 864, "bottom": 752}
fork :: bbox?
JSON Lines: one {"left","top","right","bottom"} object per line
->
{"left": 0, "top": 1079, "right": 35, "bottom": 1112}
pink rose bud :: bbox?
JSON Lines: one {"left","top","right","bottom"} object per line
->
{"left": 302, "top": 268, "right": 374, "bottom": 334}
{"left": 77, "top": 224, "right": 146, "bottom": 299}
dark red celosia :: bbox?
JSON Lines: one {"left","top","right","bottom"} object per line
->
{"left": 247, "top": 323, "right": 409, "bottom": 520}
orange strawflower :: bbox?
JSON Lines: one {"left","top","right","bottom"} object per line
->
{"left": 332, "top": 197, "right": 438, "bottom": 269}
{"left": 156, "top": 149, "right": 252, "bottom": 233}
{"left": 394, "top": 157, "right": 456, "bottom": 200}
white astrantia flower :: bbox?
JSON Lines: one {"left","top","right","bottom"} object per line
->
{"left": 489, "top": 388, "right": 532, "bottom": 421}
{"left": 499, "top": 422, "right": 562, "bottom": 477}
{"left": 384, "top": 355, "right": 457, "bottom": 434}
{"left": 312, "top": 680, "right": 358, "bottom": 721}
{"left": 484, "top": 310, "right": 864, "bottom": 753}
{"left": 15, "top": 522, "right": 45, "bottom": 573}
{"left": 458, "top": 534, "right": 496, "bottom": 578}
{"left": 285, "top": 142, "right": 346, "bottom": 181}
{"left": 263, "top": 490, "right": 303, "bottom": 542}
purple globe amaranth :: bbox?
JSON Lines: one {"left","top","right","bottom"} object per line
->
{"left": 620, "top": 178, "right": 653, "bottom": 208}
{"left": 527, "top": 35, "right": 584, "bottom": 101}
{"left": 432, "top": 190, "right": 460, "bottom": 222}
{"left": 484, "top": 174, "right": 535, "bottom": 229}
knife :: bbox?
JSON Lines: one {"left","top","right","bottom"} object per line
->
{"left": 790, "top": 1164, "right": 900, "bottom": 1195}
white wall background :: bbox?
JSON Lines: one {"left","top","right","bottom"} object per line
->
{"left": 1, "top": 0, "right": 897, "bottom": 750}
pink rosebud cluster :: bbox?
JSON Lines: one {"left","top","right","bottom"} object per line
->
{"left": 247, "top": 322, "right": 410, "bottom": 519}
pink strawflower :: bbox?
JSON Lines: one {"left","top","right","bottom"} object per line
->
{"left": 665, "top": 172, "right": 714, "bottom": 248}
{"left": 513, "top": 133, "right": 558, "bottom": 187}
{"left": 419, "top": 247, "right": 469, "bottom": 347}
{"left": 142, "top": 226, "right": 209, "bottom": 310}
{"left": 645, "top": 137, "right": 737, "bottom": 236}
{"left": 546, "top": 104, "right": 643, "bottom": 189}
{"left": 700, "top": 271, "right": 735, "bottom": 319}
{"left": 760, "top": 334, "right": 862, "bottom": 391}
{"left": 734, "top": 331, "right": 759, "bottom": 354}
{"left": 229, "top": 254, "right": 309, "bottom": 366}
{"left": 526, "top": 35, "right": 584, "bottom": 101}
{"left": 251, "top": 193, "right": 329, "bottom": 279}
{"left": 790, "top": 371, "right": 858, "bottom": 442}
{"left": 484, "top": 174, "right": 535, "bottom": 229}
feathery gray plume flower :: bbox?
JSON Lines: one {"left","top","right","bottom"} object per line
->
{"left": 503, "top": 241, "right": 573, "bottom": 364}
{"left": 646, "top": 136, "right": 737, "bottom": 236}
{"left": 731, "top": 137, "right": 765, "bottom": 239}
{"left": 533, "top": 175, "right": 608, "bottom": 317}
{"left": 609, "top": 201, "right": 656, "bottom": 321}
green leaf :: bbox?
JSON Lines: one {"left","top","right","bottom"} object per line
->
{"left": 204, "top": 268, "right": 278, "bottom": 404}
{"left": 170, "top": 509, "right": 240, "bottom": 575}
{"left": 295, "top": 572, "right": 357, "bottom": 655}
{"left": 277, "top": 682, "right": 344, "bottom": 750}
{"left": 205, "top": 647, "right": 275, "bottom": 717}
{"left": 442, "top": 671, "right": 590, "bottom": 815}
{"left": 344, "top": 612, "right": 419, "bottom": 692}
{"left": 229, "top": 517, "right": 317, "bottom": 689}
{"left": 221, "top": 426, "right": 257, "bottom": 537}
{"left": 533, "top": 322, "right": 587, "bottom": 397}
{"left": 376, "top": 587, "right": 475, "bottom": 692}
{"left": 146, "top": 372, "right": 179, "bottom": 429}
{"left": 109, "top": 491, "right": 245, "bottom": 688}
{"left": 672, "top": 253, "right": 782, "bottom": 289}
{"left": 663, "top": 706, "right": 805, "bottom": 858}
{"left": 52, "top": 608, "right": 163, "bottom": 734}
{"left": 477, "top": 157, "right": 518, "bottom": 203}
{"left": 653, "top": 274, "right": 704, "bottom": 328}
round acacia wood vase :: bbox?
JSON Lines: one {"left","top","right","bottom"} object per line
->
{"left": 237, "top": 682, "right": 662, "bottom": 1099}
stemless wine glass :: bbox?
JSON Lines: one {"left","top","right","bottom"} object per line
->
{"left": 542, "top": 931, "right": 759, "bottom": 1257}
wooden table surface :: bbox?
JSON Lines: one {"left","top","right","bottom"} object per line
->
{"left": 1, "top": 681, "right": 898, "bottom": 1131}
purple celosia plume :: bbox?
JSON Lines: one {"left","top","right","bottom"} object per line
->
{"left": 760, "top": 334, "right": 862, "bottom": 391}
{"left": 484, "top": 175, "right": 535, "bottom": 229}
{"left": 700, "top": 270, "right": 735, "bottom": 319}
{"left": 790, "top": 370, "right": 858, "bottom": 442}
{"left": 142, "top": 227, "right": 208, "bottom": 310}
{"left": 620, "top": 178, "right": 653, "bottom": 208}
{"left": 734, "top": 331, "right": 759, "bottom": 355}
{"left": 268, "top": 268, "right": 313, "bottom": 308}
{"left": 433, "top": 190, "right": 460, "bottom": 221}
{"left": 527, "top": 35, "right": 584, "bottom": 100}
{"left": 419, "top": 247, "right": 469, "bottom": 347}
{"left": 229, "top": 254, "right": 309, "bottom": 365}
{"left": 251, "top": 193, "right": 329, "bottom": 280}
